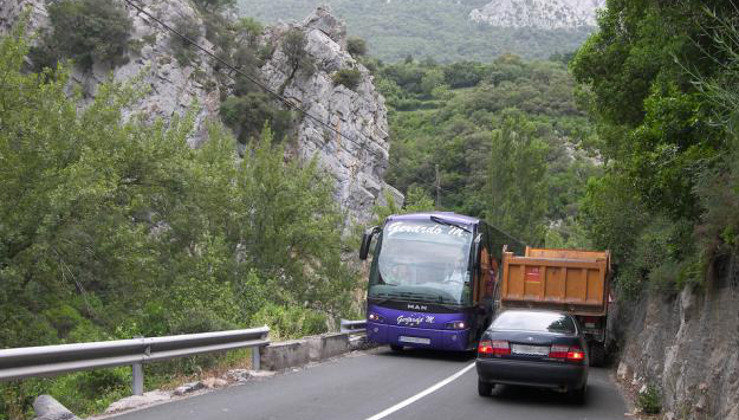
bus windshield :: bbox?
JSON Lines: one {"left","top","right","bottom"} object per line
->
{"left": 368, "top": 219, "right": 474, "bottom": 305}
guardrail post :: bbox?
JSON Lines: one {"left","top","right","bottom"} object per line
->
{"left": 252, "top": 347, "right": 261, "bottom": 371}
{"left": 132, "top": 363, "right": 144, "bottom": 396}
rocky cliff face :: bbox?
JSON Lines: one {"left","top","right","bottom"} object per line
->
{"left": 260, "top": 8, "right": 402, "bottom": 224}
{"left": 2, "top": 0, "right": 221, "bottom": 148}
{"left": 470, "top": 0, "right": 605, "bottom": 29}
{"left": 1, "top": 1, "right": 399, "bottom": 224}
{"left": 611, "top": 255, "right": 739, "bottom": 419}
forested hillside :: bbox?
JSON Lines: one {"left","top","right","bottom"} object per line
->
{"left": 372, "top": 55, "right": 600, "bottom": 245}
{"left": 238, "top": 0, "right": 594, "bottom": 62}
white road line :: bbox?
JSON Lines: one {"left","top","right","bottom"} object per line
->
{"left": 365, "top": 362, "right": 476, "bottom": 420}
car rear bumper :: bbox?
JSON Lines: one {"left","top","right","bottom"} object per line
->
{"left": 366, "top": 321, "right": 471, "bottom": 351}
{"left": 476, "top": 357, "right": 587, "bottom": 391}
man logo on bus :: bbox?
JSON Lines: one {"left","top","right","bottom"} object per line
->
{"left": 407, "top": 303, "right": 428, "bottom": 311}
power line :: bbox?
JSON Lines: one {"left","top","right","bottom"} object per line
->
{"left": 120, "top": 0, "right": 371, "bottom": 150}
{"left": 119, "top": 1, "right": 526, "bottom": 245}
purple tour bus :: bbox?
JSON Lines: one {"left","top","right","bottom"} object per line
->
{"left": 359, "top": 212, "right": 525, "bottom": 352}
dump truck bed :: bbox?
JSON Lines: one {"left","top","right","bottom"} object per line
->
{"left": 500, "top": 246, "right": 611, "bottom": 316}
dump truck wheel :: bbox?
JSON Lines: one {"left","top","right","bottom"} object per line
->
{"left": 589, "top": 343, "right": 606, "bottom": 367}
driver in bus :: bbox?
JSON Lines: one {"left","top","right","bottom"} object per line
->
{"left": 386, "top": 262, "right": 412, "bottom": 285}
{"left": 444, "top": 256, "right": 467, "bottom": 284}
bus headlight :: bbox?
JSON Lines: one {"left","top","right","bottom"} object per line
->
{"left": 446, "top": 321, "right": 467, "bottom": 330}
{"left": 368, "top": 313, "right": 384, "bottom": 323}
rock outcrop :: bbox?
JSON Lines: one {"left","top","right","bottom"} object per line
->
{"left": 611, "top": 254, "right": 739, "bottom": 419}
{"left": 470, "top": 0, "right": 605, "bottom": 29}
{"left": 32, "top": 395, "right": 79, "bottom": 420}
{"left": 261, "top": 7, "right": 402, "bottom": 224}
{"left": 1, "top": 1, "right": 400, "bottom": 223}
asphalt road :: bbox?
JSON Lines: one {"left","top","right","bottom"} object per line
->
{"left": 114, "top": 348, "right": 628, "bottom": 420}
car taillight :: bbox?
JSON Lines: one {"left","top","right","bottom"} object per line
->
{"left": 479, "top": 340, "right": 510, "bottom": 356}
{"left": 549, "top": 344, "right": 585, "bottom": 362}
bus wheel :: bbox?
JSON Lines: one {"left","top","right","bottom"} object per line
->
{"left": 390, "top": 345, "right": 404, "bottom": 352}
{"left": 589, "top": 343, "right": 606, "bottom": 367}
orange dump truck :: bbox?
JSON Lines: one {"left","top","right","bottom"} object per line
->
{"left": 499, "top": 246, "right": 611, "bottom": 366}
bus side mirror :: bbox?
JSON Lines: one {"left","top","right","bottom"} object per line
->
{"left": 472, "top": 234, "right": 482, "bottom": 270}
{"left": 359, "top": 226, "right": 380, "bottom": 260}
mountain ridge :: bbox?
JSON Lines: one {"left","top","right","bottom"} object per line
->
{"left": 470, "top": 0, "right": 605, "bottom": 29}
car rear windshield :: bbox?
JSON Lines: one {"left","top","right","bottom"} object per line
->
{"left": 492, "top": 311, "right": 576, "bottom": 334}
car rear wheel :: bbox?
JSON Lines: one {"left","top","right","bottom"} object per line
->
{"left": 390, "top": 344, "right": 404, "bottom": 352}
{"left": 477, "top": 379, "right": 493, "bottom": 397}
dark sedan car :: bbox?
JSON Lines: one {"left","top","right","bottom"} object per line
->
{"left": 476, "top": 309, "right": 589, "bottom": 402}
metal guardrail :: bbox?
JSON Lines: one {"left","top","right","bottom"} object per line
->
{"left": 340, "top": 319, "right": 366, "bottom": 334}
{"left": 0, "top": 326, "right": 270, "bottom": 396}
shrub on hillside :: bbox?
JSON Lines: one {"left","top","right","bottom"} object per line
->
{"left": 30, "top": 0, "right": 132, "bottom": 71}
{"left": 637, "top": 384, "right": 662, "bottom": 414}
{"left": 347, "top": 36, "right": 368, "bottom": 57}
{"left": 219, "top": 93, "right": 293, "bottom": 144}
{"left": 191, "top": 0, "right": 236, "bottom": 11}
{"left": 170, "top": 15, "right": 202, "bottom": 66}
{"left": 332, "top": 68, "right": 362, "bottom": 90}
{"left": 281, "top": 28, "right": 313, "bottom": 78}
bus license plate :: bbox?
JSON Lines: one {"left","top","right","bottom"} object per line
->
{"left": 511, "top": 344, "right": 549, "bottom": 356}
{"left": 399, "top": 336, "right": 430, "bottom": 345}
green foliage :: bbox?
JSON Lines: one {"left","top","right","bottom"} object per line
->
{"left": 487, "top": 110, "right": 549, "bottom": 244}
{"left": 372, "top": 186, "right": 435, "bottom": 225}
{"left": 170, "top": 15, "right": 202, "bottom": 66}
{"left": 347, "top": 36, "right": 368, "bottom": 57}
{"left": 0, "top": 29, "right": 356, "bottom": 417}
{"left": 571, "top": 0, "right": 739, "bottom": 297}
{"left": 378, "top": 58, "right": 599, "bottom": 243}
{"left": 235, "top": 17, "right": 264, "bottom": 47}
{"left": 251, "top": 303, "right": 328, "bottom": 340}
{"left": 637, "top": 384, "right": 662, "bottom": 415}
{"left": 332, "top": 68, "right": 362, "bottom": 90}
{"left": 237, "top": 0, "right": 594, "bottom": 62}
{"left": 281, "top": 28, "right": 313, "bottom": 78}
{"left": 30, "top": 0, "right": 132, "bottom": 71}
{"left": 219, "top": 93, "right": 293, "bottom": 144}
{"left": 192, "top": 0, "right": 237, "bottom": 11}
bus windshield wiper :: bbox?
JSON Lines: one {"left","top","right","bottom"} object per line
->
{"left": 430, "top": 215, "right": 471, "bottom": 233}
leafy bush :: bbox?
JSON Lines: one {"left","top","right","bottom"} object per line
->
{"left": 251, "top": 303, "right": 328, "bottom": 340}
{"left": 219, "top": 93, "right": 293, "bottom": 144}
{"left": 346, "top": 36, "right": 367, "bottom": 57}
{"left": 30, "top": 0, "right": 132, "bottom": 71}
{"left": 0, "top": 29, "right": 357, "bottom": 417}
{"left": 170, "top": 15, "right": 202, "bottom": 66}
{"left": 637, "top": 384, "right": 662, "bottom": 415}
{"left": 191, "top": 0, "right": 236, "bottom": 11}
{"left": 332, "top": 68, "right": 362, "bottom": 90}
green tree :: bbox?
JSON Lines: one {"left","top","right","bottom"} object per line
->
{"left": 281, "top": 27, "right": 313, "bottom": 86}
{"left": 30, "top": 0, "right": 132, "bottom": 71}
{"left": 486, "top": 110, "right": 549, "bottom": 244}
{"left": 0, "top": 27, "right": 358, "bottom": 416}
